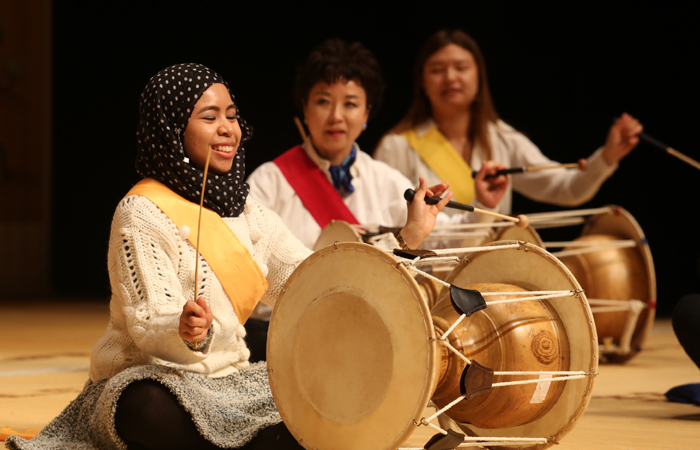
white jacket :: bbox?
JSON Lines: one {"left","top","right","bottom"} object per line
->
{"left": 375, "top": 120, "right": 617, "bottom": 215}
{"left": 247, "top": 141, "right": 493, "bottom": 250}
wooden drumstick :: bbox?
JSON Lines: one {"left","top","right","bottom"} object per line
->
{"left": 638, "top": 131, "right": 700, "bottom": 171}
{"left": 192, "top": 148, "right": 212, "bottom": 350}
{"left": 404, "top": 189, "right": 530, "bottom": 229}
{"left": 294, "top": 116, "right": 308, "bottom": 142}
{"left": 472, "top": 163, "right": 579, "bottom": 180}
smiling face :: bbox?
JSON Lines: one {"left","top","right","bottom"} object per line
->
{"left": 303, "top": 79, "right": 370, "bottom": 166}
{"left": 184, "top": 83, "right": 242, "bottom": 175}
{"left": 422, "top": 43, "right": 480, "bottom": 112}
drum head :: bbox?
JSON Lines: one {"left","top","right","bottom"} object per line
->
{"left": 313, "top": 220, "right": 362, "bottom": 252}
{"left": 268, "top": 242, "right": 437, "bottom": 450}
{"left": 494, "top": 224, "right": 545, "bottom": 247}
{"left": 443, "top": 241, "right": 597, "bottom": 449}
{"left": 570, "top": 206, "right": 656, "bottom": 363}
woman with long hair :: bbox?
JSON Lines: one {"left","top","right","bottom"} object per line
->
{"left": 375, "top": 29, "right": 643, "bottom": 215}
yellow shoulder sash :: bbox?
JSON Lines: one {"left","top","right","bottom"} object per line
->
{"left": 125, "top": 178, "right": 268, "bottom": 324}
{"left": 402, "top": 127, "right": 475, "bottom": 205}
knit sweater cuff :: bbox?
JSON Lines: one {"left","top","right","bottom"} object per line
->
{"left": 184, "top": 326, "right": 214, "bottom": 352}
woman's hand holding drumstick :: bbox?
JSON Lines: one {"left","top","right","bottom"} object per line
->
{"left": 180, "top": 296, "right": 213, "bottom": 344}
{"left": 603, "top": 112, "right": 643, "bottom": 165}
{"left": 474, "top": 161, "right": 509, "bottom": 208}
{"left": 404, "top": 187, "right": 530, "bottom": 229}
{"left": 399, "top": 177, "right": 452, "bottom": 249}
{"left": 191, "top": 146, "right": 212, "bottom": 349}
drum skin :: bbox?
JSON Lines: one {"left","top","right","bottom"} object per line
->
{"left": 431, "top": 283, "right": 570, "bottom": 428}
{"left": 267, "top": 243, "right": 437, "bottom": 450}
{"left": 495, "top": 225, "right": 545, "bottom": 248}
{"left": 313, "top": 220, "right": 362, "bottom": 251}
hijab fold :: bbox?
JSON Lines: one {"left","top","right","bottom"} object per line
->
{"left": 135, "top": 63, "right": 253, "bottom": 217}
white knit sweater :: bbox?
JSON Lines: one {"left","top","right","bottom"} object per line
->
{"left": 89, "top": 194, "right": 312, "bottom": 382}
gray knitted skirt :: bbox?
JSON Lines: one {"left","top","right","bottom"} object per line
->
{"left": 4, "top": 362, "right": 281, "bottom": 450}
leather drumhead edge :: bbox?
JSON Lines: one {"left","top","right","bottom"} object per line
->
{"left": 313, "top": 220, "right": 362, "bottom": 252}
{"left": 268, "top": 242, "right": 437, "bottom": 450}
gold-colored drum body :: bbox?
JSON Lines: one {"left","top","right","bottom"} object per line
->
{"left": 495, "top": 206, "right": 655, "bottom": 363}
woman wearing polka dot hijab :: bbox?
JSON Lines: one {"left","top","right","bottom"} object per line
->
{"left": 135, "top": 63, "right": 252, "bottom": 217}
{"left": 5, "top": 63, "right": 450, "bottom": 450}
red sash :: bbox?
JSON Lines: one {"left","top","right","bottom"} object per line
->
{"left": 274, "top": 145, "right": 359, "bottom": 228}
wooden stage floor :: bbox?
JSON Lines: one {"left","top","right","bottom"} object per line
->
{"left": 1, "top": 300, "right": 699, "bottom": 449}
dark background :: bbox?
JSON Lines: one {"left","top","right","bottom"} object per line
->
{"left": 52, "top": 1, "right": 700, "bottom": 317}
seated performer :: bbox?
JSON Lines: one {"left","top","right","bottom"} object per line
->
{"left": 247, "top": 38, "right": 508, "bottom": 249}
{"left": 245, "top": 39, "right": 508, "bottom": 361}
{"left": 374, "top": 29, "right": 644, "bottom": 216}
{"left": 5, "top": 64, "right": 450, "bottom": 450}
{"left": 666, "top": 294, "right": 700, "bottom": 406}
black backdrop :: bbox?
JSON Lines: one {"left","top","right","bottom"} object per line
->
{"left": 52, "top": 1, "right": 700, "bottom": 316}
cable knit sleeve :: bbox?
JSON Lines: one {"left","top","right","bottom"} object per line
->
{"left": 106, "top": 195, "right": 207, "bottom": 366}
{"left": 243, "top": 198, "right": 312, "bottom": 307}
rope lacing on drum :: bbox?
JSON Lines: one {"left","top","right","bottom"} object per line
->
{"left": 430, "top": 324, "right": 595, "bottom": 385}
{"left": 549, "top": 239, "right": 637, "bottom": 258}
{"left": 588, "top": 298, "right": 646, "bottom": 313}
{"left": 404, "top": 261, "right": 581, "bottom": 307}
{"left": 408, "top": 417, "right": 550, "bottom": 447}
{"left": 526, "top": 206, "right": 613, "bottom": 224}
{"left": 429, "top": 306, "right": 595, "bottom": 381}
{"left": 419, "top": 297, "right": 597, "bottom": 443}
{"left": 419, "top": 243, "right": 524, "bottom": 257}
{"left": 403, "top": 255, "right": 462, "bottom": 266}
{"left": 415, "top": 363, "right": 595, "bottom": 448}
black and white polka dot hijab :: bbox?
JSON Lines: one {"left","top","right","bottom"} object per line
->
{"left": 135, "top": 63, "right": 253, "bottom": 217}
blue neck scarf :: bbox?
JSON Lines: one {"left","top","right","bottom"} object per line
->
{"left": 328, "top": 145, "right": 357, "bottom": 194}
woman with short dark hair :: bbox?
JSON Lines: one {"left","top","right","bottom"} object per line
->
{"left": 248, "top": 38, "right": 506, "bottom": 249}
{"left": 246, "top": 39, "right": 508, "bottom": 360}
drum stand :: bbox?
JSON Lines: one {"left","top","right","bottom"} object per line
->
{"left": 588, "top": 298, "right": 646, "bottom": 357}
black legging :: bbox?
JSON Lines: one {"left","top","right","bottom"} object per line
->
{"left": 115, "top": 379, "right": 302, "bottom": 450}
{"left": 243, "top": 318, "right": 269, "bottom": 363}
{"left": 672, "top": 294, "right": 700, "bottom": 370}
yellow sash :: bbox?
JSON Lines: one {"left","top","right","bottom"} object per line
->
{"left": 125, "top": 178, "right": 268, "bottom": 324}
{"left": 402, "top": 127, "right": 475, "bottom": 205}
